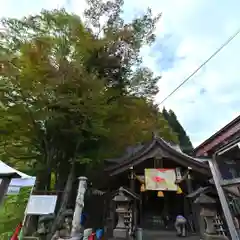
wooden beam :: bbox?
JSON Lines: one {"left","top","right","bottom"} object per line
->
{"left": 220, "top": 177, "right": 240, "bottom": 187}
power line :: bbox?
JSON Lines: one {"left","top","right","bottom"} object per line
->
{"left": 158, "top": 27, "right": 240, "bottom": 106}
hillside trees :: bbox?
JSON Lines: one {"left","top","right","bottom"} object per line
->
{"left": 162, "top": 108, "right": 193, "bottom": 153}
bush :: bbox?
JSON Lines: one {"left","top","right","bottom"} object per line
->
{"left": 0, "top": 187, "right": 31, "bottom": 239}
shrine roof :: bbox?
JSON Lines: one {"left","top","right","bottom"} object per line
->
{"left": 194, "top": 194, "right": 216, "bottom": 204}
{"left": 105, "top": 134, "right": 210, "bottom": 176}
{"left": 186, "top": 186, "right": 213, "bottom": 199}
{"left": 113, "top": 186, "right": 141, "bottom": 200}
{"left": 194, "top": 114, "right": 240, "bottom": 156}
{"left": 105, "top": 143, "right": 146, "bottom": 164}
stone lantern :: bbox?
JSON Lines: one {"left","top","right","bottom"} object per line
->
{"left": 194, "top": 193, "right": 228, "bottom": 240}
{"left": 112, "top": 187, "right": 131, "bottom": 239}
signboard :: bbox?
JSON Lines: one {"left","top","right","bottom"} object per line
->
{"left": 145, "top": 168, "right": 177, "bottom": 191}
{"left": 26, "top": 195, "right": 58, "bottom": 215}
{"left": 7, "top": 186, "right": 21, "bottom": 195}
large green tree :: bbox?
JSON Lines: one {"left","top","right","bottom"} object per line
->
{"left": 0, "top": 0, "right": 177, "bottom": 235}
{"left": 0, "top": 4, "right": 169, "bottom": 187}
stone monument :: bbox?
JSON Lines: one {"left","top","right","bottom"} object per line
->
{"left": 36, "top": 214, "right": 55, "bottom": 240}
{"left": 51, "top": 209, "right": 74, "bottom": 239}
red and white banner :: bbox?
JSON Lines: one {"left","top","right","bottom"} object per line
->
{"left": 144, "top": 168, "right": 177, "bottom": 191}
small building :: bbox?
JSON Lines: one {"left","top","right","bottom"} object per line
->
{"left": 104, "top": 134, "right": 211, "bottom": 233}
{"left": 194, "top": 115, "right": 240, "bottom": 157}
{"left": 193, "top": 115, "right": 240, "bottom": 239}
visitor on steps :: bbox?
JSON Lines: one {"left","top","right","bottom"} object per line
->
{"left": 175, "top": 214, "right": 187, "bottom": 237}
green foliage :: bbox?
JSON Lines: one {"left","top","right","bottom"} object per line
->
{"left": 162, "top": 108, "right": 193, "bottom": 153}
{"left": 0, "top": 187, "right": 31, "bottom": 238}
{"left": 0, "top": 0, "right": 178, "bottom": 234}
{"left": 0, "top": 3, "right": 167, "bottom": 169}
{"left": 0, "top": 9, "right": 110, "bottom": 173}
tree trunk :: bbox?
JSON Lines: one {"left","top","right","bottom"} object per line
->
{"left": 35, "top": 168, "right": 51, "bottom": 192}
{"left": 47, "top": 160, "right": 76, "bottom": 240}
{"left": 55, "top": 160, "right": 70, "bottom": 212}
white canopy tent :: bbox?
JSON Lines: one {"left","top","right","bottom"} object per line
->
{"left": 0, "top": 160, "right": 36, "bottom": 189}
{"left": 0, "top": 160, "right": 21, "bottom": 178}
{"left": 0, "top": 160, "right": 38, "bottom": 231}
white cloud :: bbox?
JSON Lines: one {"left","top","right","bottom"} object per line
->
{"left": 1, "top": 0, "right": 239, "bottom": 147}
{"left": 137, "top": 0, "right": 240, "bottom": 147}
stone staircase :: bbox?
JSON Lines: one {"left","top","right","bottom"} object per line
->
{"left": 143, "top": 230, "right": 200, "bottom": 240}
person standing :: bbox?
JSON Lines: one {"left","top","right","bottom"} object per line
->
{"left": 175, "top": 214, "right": 187, "bottom": 237}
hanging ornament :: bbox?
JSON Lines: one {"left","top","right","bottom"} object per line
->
{"left": 157, "top": 191, "right": 164, "bottom": 197}
{"left": 140, "top": 184, "right": 146, "bottom": 192}
{"left": 176, "top": 185, "right": 183, "bottom": 194}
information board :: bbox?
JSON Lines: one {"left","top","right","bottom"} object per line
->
{"left": 26, "top": 195, "right": 58, "bottom": 215}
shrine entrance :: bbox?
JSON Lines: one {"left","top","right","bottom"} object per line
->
{"left": 104, "top": 135, "right": 210, "bottom": 238}
{"left": 141, "top": 190, "right": 185, "bottom": 230}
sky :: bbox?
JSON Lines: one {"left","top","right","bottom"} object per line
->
{"left": 1, "top": 0, "right": 240, "bottom": 147}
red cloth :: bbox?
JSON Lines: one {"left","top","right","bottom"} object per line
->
{"left": 157, "top": 168, "right": 169, "bottom": 172}
{"left": 11, "top": 222, "right": 22, "bottom": 240}
{"left": 88, "top": 233, "right": 95, "bottom": 240}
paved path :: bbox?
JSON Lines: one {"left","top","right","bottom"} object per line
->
{"left": 143, "top": 230, "right": 200, "bottom": 240}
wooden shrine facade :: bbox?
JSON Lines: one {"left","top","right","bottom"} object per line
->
{"left": 104, "top": 134, "right": 211, "bottom": 232}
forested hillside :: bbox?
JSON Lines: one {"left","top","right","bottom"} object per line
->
{"left": 162, "top": 108, "right": 193, "bottom": 154}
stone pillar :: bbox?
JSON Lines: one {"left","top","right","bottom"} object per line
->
{"left": 129, "top": 166, "right": 135, "bottom": 193}
{"left": 186, "top": 171, "right": 193, "bottom": 193}
{"left": 70, "top": 176, "right": 88, "bottom": 239}
{"left": 186, "top": 169, "right": 197, "bottom": 232}
{"left": 198, "top": 213, "right": 206, "bottom": 240}
{"left": 129, "top": 166, "right": 136, "bottom": 228}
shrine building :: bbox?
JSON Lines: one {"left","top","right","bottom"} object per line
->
{"left": 103, "top": 134, "right": 211, "bottom": 232}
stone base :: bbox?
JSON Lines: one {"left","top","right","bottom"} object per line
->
{"left": 113, "top": 228, "right": 129, "bottom": 239}
{"left": 204, "top": 233, "right": 229, "bottom": 240}
{"left": 108, "top": 238, "right": 130, "bottom": 240}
